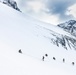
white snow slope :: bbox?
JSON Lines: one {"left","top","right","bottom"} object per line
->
{"left": 0, "top": 2, "right": 76, "bottom": 75}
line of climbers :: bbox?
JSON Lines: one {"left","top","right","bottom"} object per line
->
{"left": 42, "top": 54, "right": 75, "bottom": 66}
{"left": 18, "top": 49, "right": 75, "bottom": 66}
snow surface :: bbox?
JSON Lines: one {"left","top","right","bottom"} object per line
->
{"left": 0, "top": 2, "right": 76, "bottom": 75}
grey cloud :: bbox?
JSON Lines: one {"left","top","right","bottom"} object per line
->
{"left": 46, "top": 0, "right": 76, "bottom": 21}
{"left": 16, "top": 0, "right": 76, "bottom": 22}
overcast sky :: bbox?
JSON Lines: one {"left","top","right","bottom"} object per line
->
{"left": 15, "top": 0, "right": 76, "bottom": 25}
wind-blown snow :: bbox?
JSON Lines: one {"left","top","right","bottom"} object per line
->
{"left": 0, "top": 2, "right": 76, "bottom": 75}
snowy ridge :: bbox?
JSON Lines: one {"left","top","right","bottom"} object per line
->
{"left": 58, "top": 20, "right": 76, "bottom": 37}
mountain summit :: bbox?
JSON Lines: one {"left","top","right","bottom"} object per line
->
{"left": 58, "top": 20, "right": 76, "bottom": 37}
{"left": 0, "top": 0, "right": 21, "bottom": 11}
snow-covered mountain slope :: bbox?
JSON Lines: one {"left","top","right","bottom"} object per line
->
{"left": 58, "top": 20, "right": 76, "bottom": 37}
{"left": 0, "top": 2, "right": 76, "bottom": 75}
{"left": 0, "top": 42, "right": 72, "bottom": 75}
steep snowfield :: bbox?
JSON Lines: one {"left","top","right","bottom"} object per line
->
{"left": 0, "top": 2, "right": 76, "bottom": 75}
{"left": 0, "top": 42, "right": 71, "bottom": 75}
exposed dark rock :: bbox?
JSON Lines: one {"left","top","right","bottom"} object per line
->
{"left": 2, "top": 0, "right": 21, "bottom": 11}
{"left": 58, "top": 20, "right": 76, "bottom": 37}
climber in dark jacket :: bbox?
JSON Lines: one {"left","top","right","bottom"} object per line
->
{"left": 18, "top": 49, "right": 22, "bottom": 53}
{"left": 53, "top": 57, "right": 56, "bottom": 60}
{"left": 45, "top": 54, "right": 48, "bottom": 57}
{"left": 72, "top": 62, "right": 75, "bottom": 65}
{"left": 42, "top": 54, "right": 48, "bottom": 61}
{"left": 42, "top": 56, "right": 45, "bottom": 61}
{"left": 63, "top": 58, "right": 65, "bottom": 63}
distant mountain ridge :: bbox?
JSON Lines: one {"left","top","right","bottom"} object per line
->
{"left": 58, "top": 20, "right": 76, "bottom": 37}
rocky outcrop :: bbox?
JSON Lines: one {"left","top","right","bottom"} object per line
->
{"left": 58, "top": 20, "right": 76, "bottom": 37}
{"left": 2, "top": 0, "right": 21, "bottom": 11}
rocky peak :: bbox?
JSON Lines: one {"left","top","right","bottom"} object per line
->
{"left": 66, "top": 20, "right": 76, "bottom": 26}
{"left": 0, "top": 0, "right": 21, "bottom": 12}
{"left": 58, "top": 20, "right": 76, "bottom": 37}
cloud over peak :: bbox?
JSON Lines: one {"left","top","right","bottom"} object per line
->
{"left": 16, "top": 0, "right": 76, "bottom": 25}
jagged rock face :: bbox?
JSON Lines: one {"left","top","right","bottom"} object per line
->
{"left": 58, "top": 20, "right": 76, "bottom": 37}
{"left": 42, "top": 26, "right": 76, "bottom": 50}
{"left": 1, "top": 0, "right": 21, "bottom": 11}
{"left": 50, "top": 33, "right": 76, "bottom": 50}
